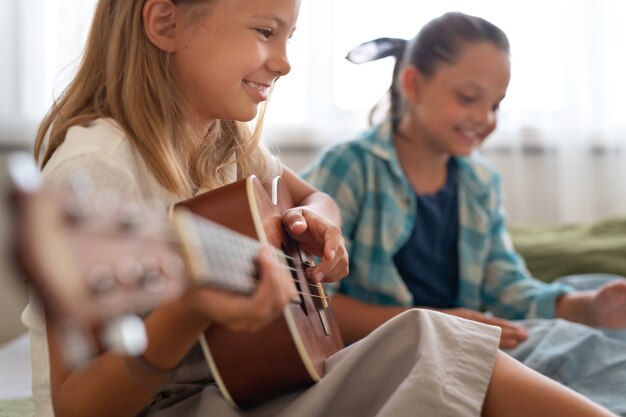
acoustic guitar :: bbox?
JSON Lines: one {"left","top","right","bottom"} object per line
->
{"left": 7, "top": 152, "right": 344, "bottom": 409}
{"left": 176, "top": 175, "right": 344, "bottom": 409}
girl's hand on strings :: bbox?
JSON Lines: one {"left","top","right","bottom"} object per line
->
{"left": 282, "top": 207, "right": 349, "bottom": 283}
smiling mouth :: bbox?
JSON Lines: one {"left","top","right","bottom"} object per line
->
{"left": 458, "top": 128, "right": 482, "bottom": 143}
{"left": 244, "top": 80, "right": 270, "bottom": 95}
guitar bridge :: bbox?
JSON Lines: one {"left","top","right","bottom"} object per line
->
{"left": 317, "top": 309, "right": 332, "bottom": 336}
{"left": 299, "top": 256, "right": 334, "bottom": 336}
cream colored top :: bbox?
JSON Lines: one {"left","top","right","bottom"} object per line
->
{"left": 22, "top": 118, "right": 280, "bottom": 416}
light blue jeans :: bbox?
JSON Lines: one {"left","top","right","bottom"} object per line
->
{"left": 503, "top": 273, "right": 626, "bottom": 416}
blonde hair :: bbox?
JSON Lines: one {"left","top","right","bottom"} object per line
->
{"left": 35, "top": 0, "right": 273, "bottom": 198}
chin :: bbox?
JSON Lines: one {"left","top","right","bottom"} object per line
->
{"left": 224, "top": 113, "right": 257, "bottom": 123}
{"left": 239, "top": 114, "right": 257, "bottom": 122}
{"left": 453, "top": 147, "right": 476, "bottom": 157}
{"left": 238, "top": 107, "right": 261, "bottom": 122}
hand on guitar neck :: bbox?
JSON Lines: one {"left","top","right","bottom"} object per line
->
{"left": 8, "top": 152, "right": 347, "bottom": 408}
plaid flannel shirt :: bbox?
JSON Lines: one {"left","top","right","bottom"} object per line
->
{"left": 301, "top": 121, "right": 572, "bottom": 319}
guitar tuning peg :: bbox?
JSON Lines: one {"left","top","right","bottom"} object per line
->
{"left": 7, "top": 152, "right": 42, "bottom": 193}
{"left": 101, "top": 314, "right": 148, "bottom": 357}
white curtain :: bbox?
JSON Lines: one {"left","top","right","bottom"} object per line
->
{"left": 0, "top": 0, "right": 96, "bottom": 127}
{"left": 264, "top": 0, "right": 626, "bottom": 225}
{"left": 2, "top": 0, "right": 625, "bottom": 223}
{"left": 266, "top": 0, "right": 626, "bottom": 152}
{"left": 3, "top": 0, "right": 624, "bottom": 150}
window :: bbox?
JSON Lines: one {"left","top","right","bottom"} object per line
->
{"left": 2, "top": 0, "right": 625, "bottom": 151}
{"left": 266, "top": 0, "right": 626, "bottom": 150}
{"left": 0, "top": 0, "right": 96, "bottom": 125}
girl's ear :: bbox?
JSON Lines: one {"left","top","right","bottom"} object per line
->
{"left": 401, "top": 66, "right": 423, "bottom": 104}
{"left": 143, "top": 0, "right": 178, "bottom": 52}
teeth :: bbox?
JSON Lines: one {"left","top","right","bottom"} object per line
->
{"left": 245, "top": 81, "right": 268, "bottom": 93}
{"left": 461, "top": 130, "right": 479, "bottom": 139}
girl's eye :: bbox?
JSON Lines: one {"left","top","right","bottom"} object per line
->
{"left": 458, "top": 94, "right": 476, "bottom": 104}
{"left": 256, "top": 28, "right": 274, "bottom": 39}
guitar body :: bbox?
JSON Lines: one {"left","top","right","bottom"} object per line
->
{"left": 176, "top": 176, "right": 344, "bottom": 409}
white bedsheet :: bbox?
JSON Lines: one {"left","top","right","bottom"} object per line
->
{"left": 0, "top": 332, "right": 31, "bottom": 400}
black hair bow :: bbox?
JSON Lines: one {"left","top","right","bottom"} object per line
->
{"left": 345, "top": 37, "right": 408, "bottom": 64}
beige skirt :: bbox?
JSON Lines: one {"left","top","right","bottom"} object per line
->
{"left": 146, "top": 309, "right": 500, "bottom": 417}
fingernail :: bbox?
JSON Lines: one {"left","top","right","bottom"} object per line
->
{"left": 291, "top": 220, "right": 305, "bottom": 230}
{"left": 327, "top": 249, "right": 336, "bottom": 259}
{"left": 314, "top": 271, "right": 324, "bottom": 282}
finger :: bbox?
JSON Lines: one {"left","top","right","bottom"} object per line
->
{"left": 322, "top": 224, "right": 345, "bottom": 259}
{"left": 310, "top": 252, "right": 341, "bottom": 283}
{"left": 187, "top": 288, "right": 261, "bottom": 332}
{"left": 317, "top": 246, "right": 349, "bottom": 283}
{"left": 319, "top": 267, "right": 349, "bottom": 283}
{"left": 256, "top": 245, "right": 295, "bottom": 298}
{"left": 482, "top": 316, "right": 527, "bottom": 332}
{"left": 498, "top": 326, "right": 528, "bottom": 347}
{"left": 499, "top": 325, "right": 528, "bottom": 342}
{"left": 314, "top": 229, "right": 346, "bottom": 279}
{"left": 499, "top": 335, "right": 524, "bottom": 349}
{"left": 282, "top": 209, "right": 308, "bottom": 235}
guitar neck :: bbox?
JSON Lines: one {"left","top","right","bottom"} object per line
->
{"left": 173, "top": 208, "right": 262, "bottom": 294}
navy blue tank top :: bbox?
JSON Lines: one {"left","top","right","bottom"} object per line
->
{"left": 393, "top": 160, "right": 459, "bottom": 308}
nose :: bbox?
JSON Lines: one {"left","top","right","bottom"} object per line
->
{"left": 268, "top": 44, "right": 291, "bottom": 77}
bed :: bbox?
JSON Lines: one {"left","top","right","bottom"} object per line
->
{"left": 509, "top": 216, "right": 626, "bottom": 283}
{"left": 0, "top": 333, "right": 33, "bottom": 417}
{"left": 1, "top": 215, "right": 625, "bottom": 417}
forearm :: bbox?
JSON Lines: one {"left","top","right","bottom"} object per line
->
{"left": 299, "top": 191, "right": 342, "bottom": 226}
{"left": 555, "top": 290, "right": 596, "bottom": 326}
{"left": 282, "top": 166, "right": 342, "bottom": 226}
{"left": 51, "top": 300, "right": 208, "bottom": 417}
{"left": 331, "top": 293, "right": 408, "bottom": 345}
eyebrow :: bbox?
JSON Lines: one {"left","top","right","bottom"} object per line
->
{"left": 460, "top": 80, "right": 506, "bottom": 104}
{"left": 460, "top": 81, "right": 484, "bottom": 92}
{"left": 460, "top": 81, "right": 506, "bottom": 101}
{"left": 253, "top": 14, "right": 297, "bottom": 36}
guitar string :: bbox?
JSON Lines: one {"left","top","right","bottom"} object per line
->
{"left": 81, "top": 214, "right": 302, "bottom": 269}
{"left": 79, "top": 214, "right": 328, "bottom": 292}
{"left": 192, "top": 217, "right": 327, "bottom": 295}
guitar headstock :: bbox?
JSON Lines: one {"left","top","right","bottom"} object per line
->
{"left": 6, "top": 152, "right": 187, "bottom": 364}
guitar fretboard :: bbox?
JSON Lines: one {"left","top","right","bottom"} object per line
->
{"left": 175, "top": 210, "right": 264, "bottom": 294}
